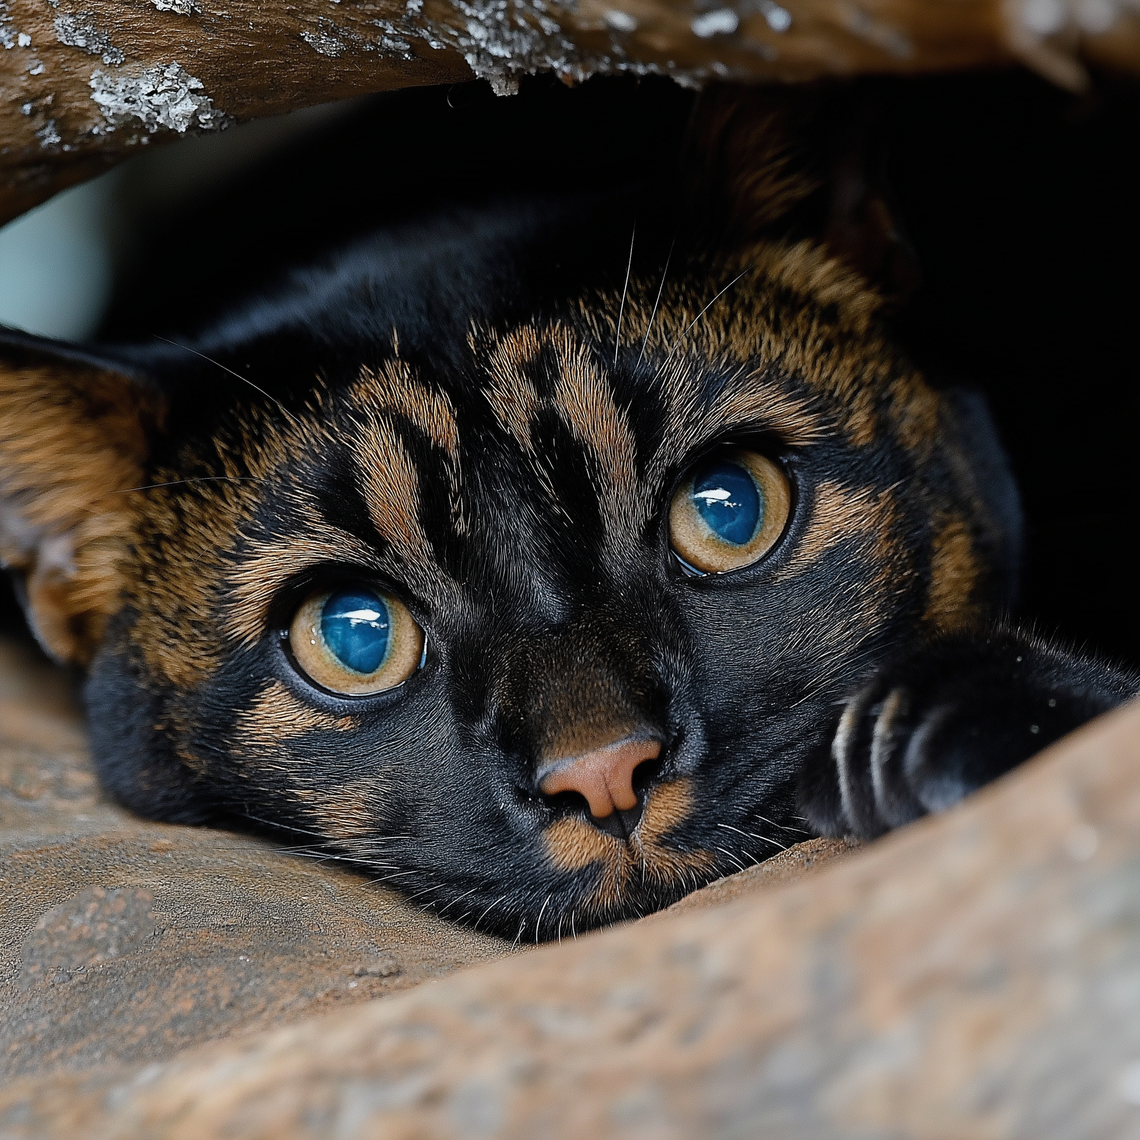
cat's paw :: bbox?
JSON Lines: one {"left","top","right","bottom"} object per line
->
{"left": 797, "top": 627, "right": 1136, "bottom": 840}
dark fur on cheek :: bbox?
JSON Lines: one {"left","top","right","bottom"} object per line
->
{"left": 85, "top": 613, "right": 216, "bottom": 825}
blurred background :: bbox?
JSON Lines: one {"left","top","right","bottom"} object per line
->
{"left": 1, "top": 70, "right": 1137, "bottom": 662}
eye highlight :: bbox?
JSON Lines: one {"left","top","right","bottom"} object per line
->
{"left": 288, "top": 585, "right": 424, "bottom": 696}
{"left": 669, "top": 448, "right": 791, "bottom": 574}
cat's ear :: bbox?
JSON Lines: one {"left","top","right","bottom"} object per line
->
{"left": 681, "top": 83, "right": 920, "bottom": 302}
{"left": 0, "top": 330, "right": 164, "bottom": 666}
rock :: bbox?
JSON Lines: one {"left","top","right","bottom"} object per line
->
{"left": 3, "top": 0, "right": 1140, "bottom": 224}
{"left": 660, "top": 834, "right": 860, "bottom": 916}
{"left": 0, "top": 637, "right": 1137, "bottom": 1137}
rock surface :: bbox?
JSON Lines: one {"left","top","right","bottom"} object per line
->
{"left": 2, "top": 0, "right": 1140, "bottom": 225}
{"left": 2, "top": 629, "right": 1140, "bottom": 1135}
{"left": 0, "top": 635, "right": 856, "bottom": 1090}
{"left": 0, "top": 638, "right": 509, "bottom": 1080}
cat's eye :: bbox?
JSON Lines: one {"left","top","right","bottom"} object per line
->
{"left": 288, "top": 585, "right": 424, "bottom": 696}
{"left": 669, "top": 448, "right": 791, "bottom": 574}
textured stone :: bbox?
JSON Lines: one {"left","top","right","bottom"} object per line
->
{"left": 3, "top": 636, "right": 1140, "bottom": 1136}
{"left": 0, "top": 639, "right": 511, "bottom": 1081}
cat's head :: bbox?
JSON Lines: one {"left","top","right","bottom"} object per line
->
{"left": 0, "top": 87, "right": 1020, "bottom": 935}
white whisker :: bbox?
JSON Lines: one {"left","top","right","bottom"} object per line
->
{"left": 614, "top": 217, "right": 637, "bottom": 367}
{"left": 637, "top": 238, "right": 674, "bottom": 367}
{"left": 714, "top": 845, "right": 748, "bottom": 874}
{"left": 113, "top": 476, "right": 261, "bottom": 494}
{"left": 472, "top": 894, "right": 508, "bottom": 935}
{"left": 655, "top": 266, "right": 751, "bottom": 381}
{"left": 156, "top": 335, "right": 305, "bottom": 431}
{"left": 534, "top": 893, "right": 553, "bottom": 943}
{"left": 437, "top": 886, "right": 480, "bottom": 917}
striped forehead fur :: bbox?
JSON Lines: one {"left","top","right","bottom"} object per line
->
{"left": 351, "top": 360, "right": 469, "bottom": 543}
{"left": 351, "top": 359, "right": 459, "bottom": 454}
{"left": 480, "top": 323, "right": 644, "bottom": 553}
{"left": 578, "top": 240, "right": 916, "bottom": 450}
{"left": 477, "top": 318, "right": 826, "bottom": 527}
{"left": 130, "top": 233, "right": 940, "bottom": 684}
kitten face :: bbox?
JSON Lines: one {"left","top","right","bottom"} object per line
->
{"left": 66, "top": 235, "right": 1013, "bottom": 938}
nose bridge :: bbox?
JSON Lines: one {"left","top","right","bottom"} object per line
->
{"left": 524, "top": 628, "right": 649, "bottom": 763}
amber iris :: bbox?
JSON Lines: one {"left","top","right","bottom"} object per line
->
{"left": 669, "top": 448, "right": 791, "bottom": 574}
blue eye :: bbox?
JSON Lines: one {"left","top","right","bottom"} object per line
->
{"left": 669, "top": 448, "right": 791, "bottom": 574}
{"left": 321, "top": 588, "right": 390, "bottom": 674}
{"left": 290, "top": 583, "right": 424, "bottom": 696}
{"left": 691, "top": 460, "right": 763, "bottom": 546}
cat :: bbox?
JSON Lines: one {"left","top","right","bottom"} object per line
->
{"left": 1, "top": 85, "right": 1135, "bottom": 940}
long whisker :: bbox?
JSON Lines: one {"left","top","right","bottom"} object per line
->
{"left": 234, "top": 811, "right": 330, "bottom": 839}
{"left": 714, "top": 845, "right": 749, "bottom": 874}
{"left": 654, "top": 266, "right": 751, "bottom": 381}
{"left": 401, "top": 883, "right": 443, "bottom": 906}
{"left": 113, "top": 476, "right": 261, "bottom": 494}
{"left": 753, "top": 813, "right": 811, "bottom": 836}
{"left": 614, "top": 216, "right": 637, "bottom": 368}
{"left": 437, "top": 886, "right": 480, "bottom": 918}
{"left": 534, "top": 893, "right": 553, "bottom": 944}
{"left": 472, "top": 894, "right": 508, "bottom": 935}
{"left": 716, "top": 822, "right": 753, "bottom": 840}
{"left": 155, "top": 335, "right": 305, "bottom": 431}
{"left": 285, "top": 851, "right": 398, "bottom": 869}
{"left": 363, "top": 869, "right": 419, "bottom": 887}
{"left": 636, "top": 237, "right": 674, "bottom": 367}
{"left": 718, "top": 820, "right": 788, "bottom": 851}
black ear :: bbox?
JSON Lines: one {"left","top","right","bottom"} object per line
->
{"left": 0, "top": 328, "right": 164, "bottom": 665}
{"left": 680, "top": 82, "right": 921, "bottom": 302}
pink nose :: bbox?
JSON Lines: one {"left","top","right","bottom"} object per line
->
{"left": 538, "top": 737, "right": 662, "bottom": 819}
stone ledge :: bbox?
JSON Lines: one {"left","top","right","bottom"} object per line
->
{"left": 0, "top": 636, "right": 853, "bottom": 1087}
{"left": 2, "top": 635, "right": 1138, "bottom": 1137}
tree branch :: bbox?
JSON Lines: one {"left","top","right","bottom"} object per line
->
{"left": 2, "top": 0, "right": 1138, "bottom": 225}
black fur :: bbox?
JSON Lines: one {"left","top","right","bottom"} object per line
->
{"left": 799, "top": 624, "right": 1135, "bottom": 839}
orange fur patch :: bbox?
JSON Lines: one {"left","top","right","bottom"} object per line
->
{"left": 653, "top": 363, "right": 824, "bottom": 489}
{"left": 631, "top": 243, "right": 893, "bottom": 450}
{"left": 236, "top": 680, "right": 356, "bottom": 754}
{"left": 889, "top": 370, "right": 942, "bottom": 455}
{"left": 353, "top": 361, "right": 469, "bottom": 537}
{"left": 543, "top": 779, "right": 715, "bottom": 912}
{"left": 295, "top": 778, "right": 389, "bottom": 842}
{"left": 355, "top": 423, "right": 460, "bottom": 601}
{"left": 0, "top": 364, "right": 159, "bottom": 664}
{"left": 543, "top": 814, "right": 620, "bottom": 874}
{"left": 773, "top": 480, "right": 884, "bottom": 580}
{"left": 225, "top": 530, "right": 387, "bottom": 649}
{"left": 353, "top": 360, "right": 458, "bottom": 454}
{"left": 924, "top": 514, "right": 981, "bottom": 633}
{"left": 126, "top": 428, "right": 278, "bottom": 688}
{"left": 481, "top": 325, "right": 545, "bottom": 450}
